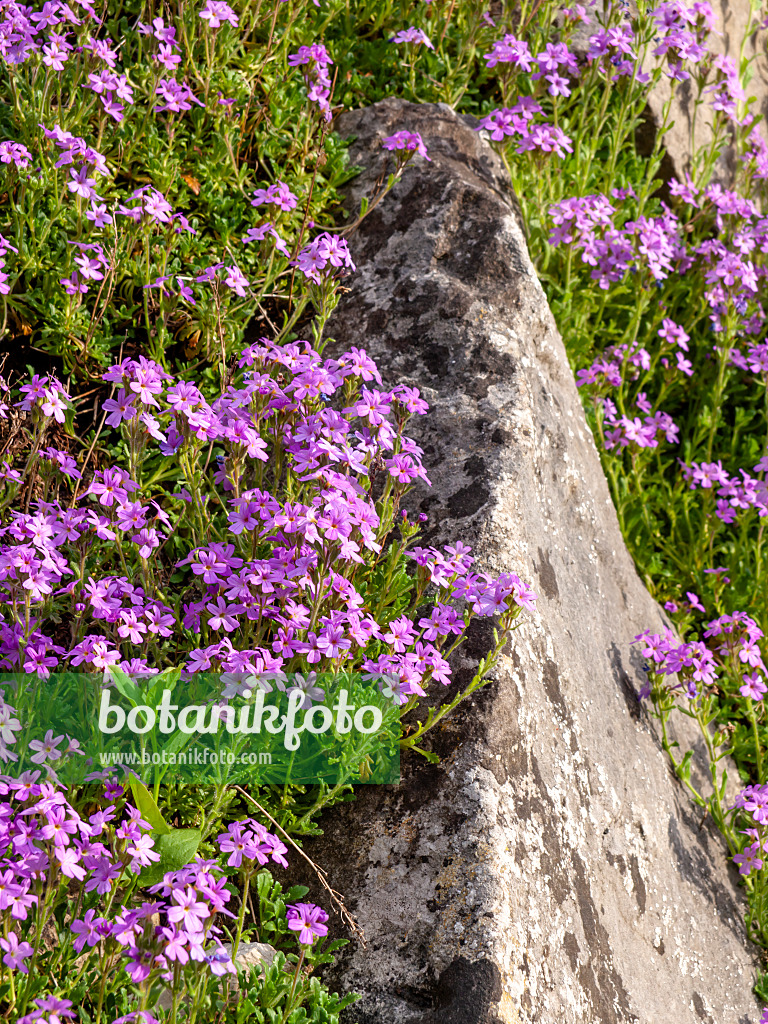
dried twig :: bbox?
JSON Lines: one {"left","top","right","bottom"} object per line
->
{"left": 233, "top": 785, "right": 366, "bottom": 947}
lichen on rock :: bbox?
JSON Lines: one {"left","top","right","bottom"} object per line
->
{"left": 289, "top": 98, "right": 761, "bottom": 1024}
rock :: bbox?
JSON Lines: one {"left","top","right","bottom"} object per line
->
{"left": 227, "top": 939, "right": 281, "bottom": 973}
{"left": 155, "top": 940, "right": 281, "bottom": 1011}
{"left": 293, "top": 98, "right": 761, "bottom": 1023}
{"left": 565, "top": 2, "right": 768, "bottom": 184}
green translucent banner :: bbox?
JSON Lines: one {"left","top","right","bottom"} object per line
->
{"left": 0, "top": 668, "right": 400, "bottom": 786}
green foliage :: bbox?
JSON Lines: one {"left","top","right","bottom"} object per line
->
{"left": 7, "top": 0, "right": 768, "bottom": 1009}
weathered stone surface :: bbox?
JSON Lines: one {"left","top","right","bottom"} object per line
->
{"left": 566, "top": 1, "right": 768, "bottom": 183}
{"left": 292, "top": 98, "right": 761, "bottom": 1023}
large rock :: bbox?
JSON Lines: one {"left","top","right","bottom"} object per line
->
{"left": 299, "top": 99, "right": 760, "bottom": 1023}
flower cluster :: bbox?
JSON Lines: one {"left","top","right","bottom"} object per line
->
{"left": 382, "top": 131, "right": 431, "bottom": 163}
{"left": 155, "top": 78, "right": 203, "bottom": 115}
{"left": 548, "top": 184, "right": 768, "bottom": 335}
{"left": 0, "top": 140, "right": 32, "bottom": 169}
{"left": 636, "top": 611, "right": 765, "bottom": 701}
{"left": 0, "top": 779, "right": 223, "bottom": 979}
{"left": 0, "top": 771, "right": 331, "bottom": 1019}
{"left": 287, "top": 43, "right": 333, "bottom": 120}
{"left": 476, "top": 98, "right": 573, "bottom": 159}
{"left": 391, "top": 27, "right": 434, "bottom": 50}
{"left": 0, "top": 1, "right": 333, "bottom": 366}
{"left": 482, "top": 17, "right": 658, "bottom": 88}
{"left": 600, "top": 396, "right": 679, "bottom": 450}
{"left": 680, "top": 456, "right": 768, "bottom": 524}
{"left": 0, "top": 339, "right": 537, "bottom": 749}
{"left": 733, "top": 785, "right": 768, "bottom": 875}
{"left": 294, "top": 233, "right": 355, "bottom": 284}
{"left": 199, "top": 1, "right": 239, "bottom": 30}
{"left": 251, "top": 180, "right": 299, "bottom": 212}
{"left": 548, "top": 192, "right": 689, "bottom": 288}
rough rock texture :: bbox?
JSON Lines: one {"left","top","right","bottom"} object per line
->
{"left": 567, "top": 1, "right": 768, "bottom": 183}
{"left": 294, "top": 98, "right": 761, "bottom": 1023}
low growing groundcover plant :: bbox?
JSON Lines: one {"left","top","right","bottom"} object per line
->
{"left": 4, "top": 0, "right": 768, "bottom": 1016}
{"left": 0, "top": 238, "right": 537, "bottom": 1019}
{"left": 0, "top": 771, "right": 359, "bottom": 1024}
{"left": 0, "top": 342, "right": 538, "bottom": 1015}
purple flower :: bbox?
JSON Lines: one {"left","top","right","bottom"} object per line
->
{"left": 288, "top": 44, "right": 333, "bottom": 119}
{"left": 18, "top": 997, "right": 75, "bottom": 1024}
{"left": 0, "top": 931, "right": 33, "bottom": 972}
{"left": 484, "top": 34, "right": 533, "bottom": 71}
{"left": 71, "top": 908, "right": 107, "bottom": 952}
{"left": 168, "top": 886, "right": 210, "bottom": 933}
{"left": 200, "top": 0, "right": 239, "bottom": 28}
{"left": 286, "top": 901, "right": 329, "bottom": 944}
{"left": 0, "top": 141, "right": 32, "bottom": 169}
{"left": 42, "top": 41, "right": 69, "bottom": 70}
{"left": 391, "top": 27, "right": 434, "bottom": 49}
{"left": 56, "top": 846, "right": 86, "bottom": 880}
{"left": 740, "top": 672, "right": 767, "bottom": 701}
{"left": 251, "top": 180, "right": 298, "bottom": 211}
{"left": 294, "top": 233, "right": 355, "bottom": 283}
{"left": 29, "top": 730, "right": 64, "bottom": 764}
{"left": 224, "top": 265, "right": 249, "bottom": 296}
{"left": 68, "top": 166, "right": 97, "bottom": 200}
{"left": 734, "top": 842, "right": 763, "bottom": 875}
{"left": 155, "top": 79, "right": 204, "bottom": 114}
{"left": 382, "top": 130, "right": 431, "bottom": 162}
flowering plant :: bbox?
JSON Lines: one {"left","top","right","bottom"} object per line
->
{"left": 636, "top": 613, "right": 768, "bottom": 952}
{"left": 0, "top": 326, "right": 535, "bottom": 822}
{"left": 0, "top": 773, "right": 354, "bottom": 1023}
{"left": 7, "top": 0, "right": 768, "bottom": 1012}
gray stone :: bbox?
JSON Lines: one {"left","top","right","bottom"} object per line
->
{"left": 293, "top": 98, "right": 761, "bottom": 1023}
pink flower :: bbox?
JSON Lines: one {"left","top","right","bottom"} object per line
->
{"left": 740, "top": 672, "right": 767, "bottom": 701}
{"left": 382, "top": 130, "right": 431, "bottom": 162}
{"left": 224, "top": 265, "right": 249, "bottom": 296}
{"left": 0, "top": 932, "right": 33, "bottom": 972}
{"left": 286, "top": 902, "right": 329, "bottom": 944}
{"left": 55, "top": 846, "right": 86, "bottom": 880}
{"left": 200, "top": 0, "right": 239, "bottom": 28}
{"left": 168, "top": 887, "right": 210, "bottom": 933}
{"left": 41, "top": 388, "right": 67, "bottom": 423}
{"left": 391, "top": 26, "right": 433, "bottom": 48}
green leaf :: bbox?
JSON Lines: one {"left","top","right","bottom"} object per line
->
{"left": 138, "top": 828, "right": 202, "bottom": 888}
{"left": 409, "top": 744, "right": 440, "bottom": 764}
{"left": 146, "top": 666, "right": 182, "bottom": 706}
{"left": 677, "top": 749, "right": 693, "bottom": 783}
{"left": 160, "top": 727, "right": 194, "bottom": 757}
{"left": 108, "top": 668, "right": 144, "bottom": 707}
{"left": 129, "top": 778, "right": 171, "bottom": 835}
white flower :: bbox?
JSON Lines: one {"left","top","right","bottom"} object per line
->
{"left": 286, "top": 672, "right": 325, "bottom": 709}
{"left": 0, "top": 703, "right": 21, "bottom": 746}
